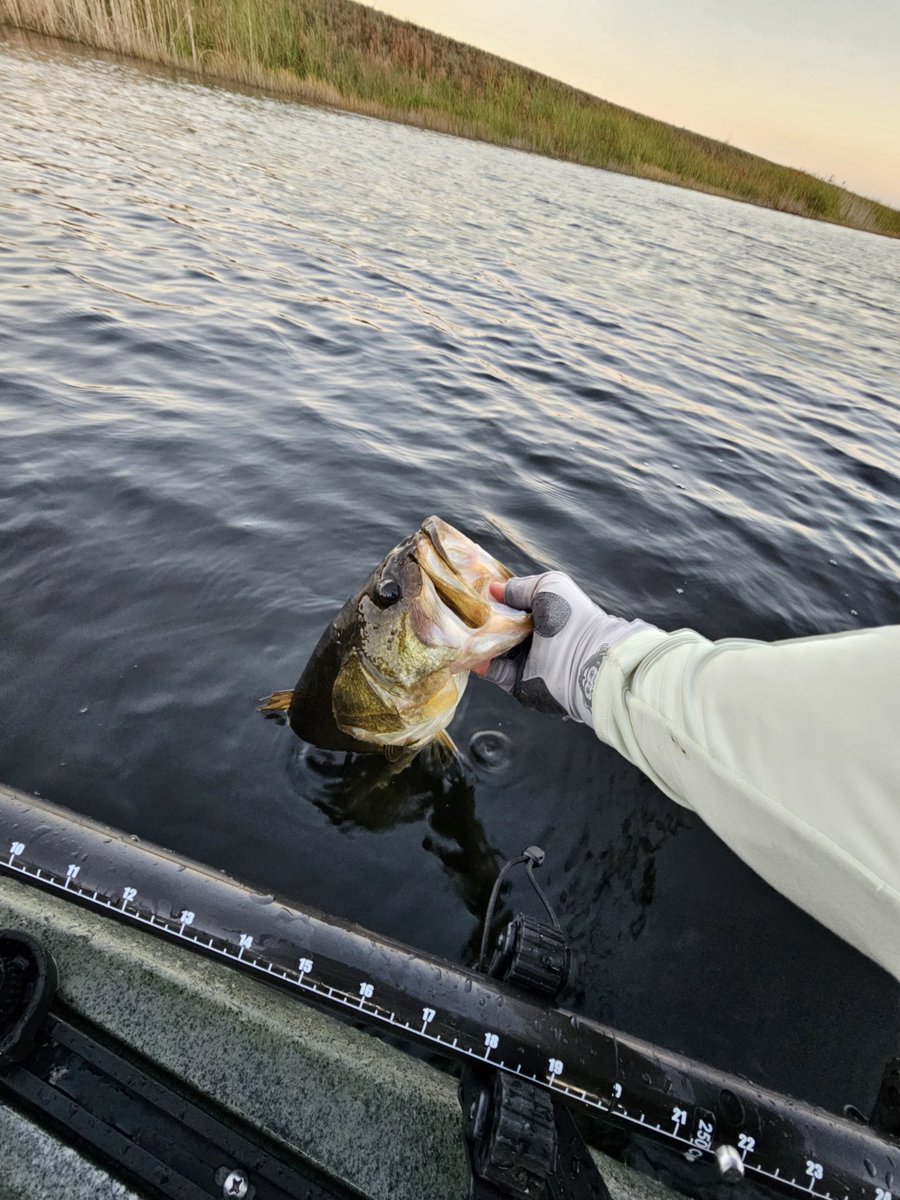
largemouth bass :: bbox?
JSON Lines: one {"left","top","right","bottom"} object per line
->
{"left": 260, "top": 516, "right": 532, "bottom": 758}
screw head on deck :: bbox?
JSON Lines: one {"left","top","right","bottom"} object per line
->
{"left": 715, "top": 1144, "right": 745, "bottom": 1182}
{"left": 222, "top": 1168, "right": 250, "bottom": 1199}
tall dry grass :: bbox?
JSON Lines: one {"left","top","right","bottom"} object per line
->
{"left": 3, "top": 0, "right": 898, "bottom": 239}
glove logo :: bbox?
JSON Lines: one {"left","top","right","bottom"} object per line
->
{"left": 578, "top": 647, "right": 608, "bottom": 712}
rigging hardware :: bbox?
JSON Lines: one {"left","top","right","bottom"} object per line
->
{"left": 463, "top": 847, "right": 608, "bottom": 1198}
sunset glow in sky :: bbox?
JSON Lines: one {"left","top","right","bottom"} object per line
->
{"left": 373, "top": 0, "right": 900, "bottom": 207}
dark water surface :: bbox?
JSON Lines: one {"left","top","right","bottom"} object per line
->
{"left": 2, "top": 34, "right": 899, "bottom": 1122}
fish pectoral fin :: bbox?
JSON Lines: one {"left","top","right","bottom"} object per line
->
{"left": 434, "top": 728, "right": 458, "bottom": 756}
{"left": 415, "top": 727, "right": 464, "bottom": 777}
{"left": 258, "top": 690, "right": 293, "bottom": 713}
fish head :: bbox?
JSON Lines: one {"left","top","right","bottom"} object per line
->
{"left": 288, "top": 516, "right": 532, "bottom": 755}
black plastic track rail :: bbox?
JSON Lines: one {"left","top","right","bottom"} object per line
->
{"left": 1, "top": 998, "right": 360, "bottom": 1200}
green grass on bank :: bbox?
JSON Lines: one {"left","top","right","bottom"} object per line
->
{"left": 3, "top": 0, "right": 899, "bottom": 238}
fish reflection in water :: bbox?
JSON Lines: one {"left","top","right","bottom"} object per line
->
{"left": 285, "top": 725, "right": 686, "bottom": 981}
{"left": 286, "top": 740, "right": 502, "bottom": 957}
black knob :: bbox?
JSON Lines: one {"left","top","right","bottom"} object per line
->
{"left": 489, "top": 914, "right": 571, "bottom": 1000}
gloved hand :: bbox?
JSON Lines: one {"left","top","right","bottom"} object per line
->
{"left": 485, "top": 572, "right": 654, "bottom": 723}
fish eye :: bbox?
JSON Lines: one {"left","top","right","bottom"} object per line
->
{"left": 374, "top": 578, "right": 402, "bottom": 608}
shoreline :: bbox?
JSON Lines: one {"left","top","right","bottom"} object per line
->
{"left": 2, "top": 2, "right": 898, "bottom": 241}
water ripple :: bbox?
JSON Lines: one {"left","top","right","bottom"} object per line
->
{"left": 2, "top": 33, "right": 899, "bottom": 1111}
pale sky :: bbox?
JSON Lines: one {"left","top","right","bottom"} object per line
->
{"left": 372, "top": 0, "right": 900, "bottom": 207}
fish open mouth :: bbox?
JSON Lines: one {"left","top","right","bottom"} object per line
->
{"left": 415, "top": 516, "right": 512, "bottom": 631}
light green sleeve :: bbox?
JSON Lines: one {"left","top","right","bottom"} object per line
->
{"left": 591, "top": 625, "right": 900, "bottom": 981}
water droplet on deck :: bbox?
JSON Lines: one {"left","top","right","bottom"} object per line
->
{"left": 469, "top": 730, "right": 511, "bottom": 770}
{"left": 864, "top": 1160, "right": 876, "bottom": 1177}
{"left": 79, "top": 706, "right": 88, "bottom": 714}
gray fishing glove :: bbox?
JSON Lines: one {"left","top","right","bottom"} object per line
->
{"left": 486, "top": 572, "right": 654, "bottom": 723}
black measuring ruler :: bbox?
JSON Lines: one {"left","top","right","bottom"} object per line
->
{"left": 0, "top": 783, "right": 896, "bottom": 1200}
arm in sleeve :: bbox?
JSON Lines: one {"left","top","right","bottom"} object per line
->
{"left": 591, "top": 625, "right": 900, "bottom": 980}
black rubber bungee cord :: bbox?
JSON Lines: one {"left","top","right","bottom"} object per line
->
{"left": 478, "top": 845, "right": 560, "bottom": 971}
